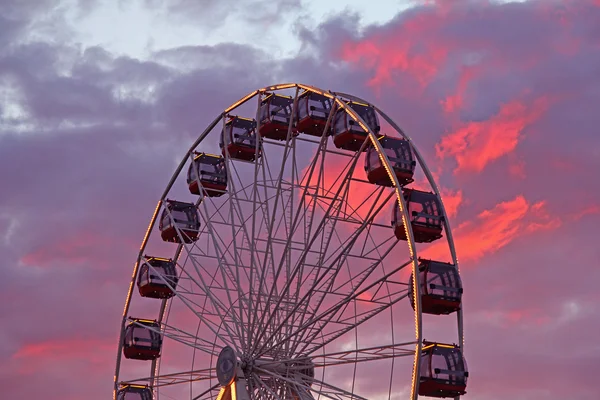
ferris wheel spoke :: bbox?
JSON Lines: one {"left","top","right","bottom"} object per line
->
{"left": 171, "top": 288, "right": 238, "bottom": 342}
{"left": 254, "top": 341, "right": 415, "bottom": 374}
{"left": 191, "top": 383, "right": 222, "bottom": 400}
{"left": 199, "top": 195, "right": 264, "bottom": 347}
{"left": 196, "top": 199, "right": 250, "bottom": 347}
{"left": 203, "top": 143, "right": 284, "bottom": 353}
{"left": 224, "top": 141, "right": 283, "bottom": 352}
{"left": 129, "top": 318, "right": 222, "bottom": 358}
{"left": 312, "top": 341, "right": 416, "bottom": 368}
{"left": 254, "top": 168, "right": 393, "bottom": 358}
{"left": 248, "top": 140, "right": 330, "bottom": 355}
{"left": 224, "top": 161, "right": 270, "bottom": 338}
{"left": 142, "top": 260, "right": 239, "bottom": 351}
{"left": 328, "top": 237, "right": 401, "bottom": 298}
{"left": 178, "top": 255, "right": 244, "bottom": 352}
{"left": 299, "top": 277, "right": 409, "bottom": 355}
{"left": 249, "top": 90, "right": 301, "bottom": 354}
{"left": 283, "top": 130, "right": 336, "bottom": 346}
{"left": 255, "top": 98, "right": 334, "bottom": 342}
{"left": 299, "top": 291, "right": 410, "bottom": 357}
{"left": 252, "top": 143, "right": 362, "bottom": 356}
{"left": 254, "top": 368, "right": 368, "bottom": 400}
{"left": 121, "top": 367, "right": 216, "bottom": 388}
{"left": 292, "top": 188, "right": 394, "bottom": 338}
{"left": 285, "top": 141, "right": 313, "bottom": 345}
{"left": 223, "top": 197, "right": 249, "bottom": 350}
{"left": 252, "top": 375, "right": 282, "bottom": 399}
{"left": 292, "top": 385, "right": 315, "bottom": 400}
{"left": 248, "top": 93, "right": 268, "bottom": 348}
{"left": 269, "top": 257, "right": 411, "bottom": 356}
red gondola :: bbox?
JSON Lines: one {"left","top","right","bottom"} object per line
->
{"left": 220, "top": 116, "right": 261, "bottom": 161}
{"left": 259, "top": 93, "right": 296, "bottom": 141}
{"left": 159, "top": 200, "right": 200, "bottom": 244}
{"left": 123, "top": 319, "right": 162, "bottom": 361}
{"left": 187, "top": 153, "right": 227, "bottom": 197}
{"left": 392, "top": 189, "right": 444, "bottom": 243}
{"left": 333, "top": 101, "right": 380, "bottom": 151}
{"left": 137, "top": 257, "right": 178, "bottom": 299}
{"left": 117, "top": 384, "right": 153, "bottom": 400}
{"left": 409, "top": 259, "right": 462, "bottom": 315}
{"left": 365, "top": 136, "right": 416, "bottom": 187}
{"left": 419, "top": 342, "right": 468, "bottom": 398}
{"left": 296, "top": 90, "right": 334, "bottom": 137}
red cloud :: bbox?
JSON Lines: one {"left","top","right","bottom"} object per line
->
{"left": 440, "top": 188, "right": 463, "bottom": 218}
{"left": 441, "top": 64, "right": 483, "bottom": 114}
{"left": 340, "top": 11, "right": 449, "bottom": 89}
{"left": 481, "top": 307, "right": 551, "bottom": 328}
{"left": 570, "top": 204, "right": 600, "bottom": 221}
{"left": 13, "top": 338, "right": 113, "bottom": 360}
{"left": 508, "top": 157, "right": 527, "bottom": 179}
{"left": 300, "top": 152, "right": 390, "bottom": 224}
{"left": 20, "top": 233, "right": 98, "bottom": 267}
{"left": 19, "top": 231, "right": 136, "bottom": 268}
{"left": 436, "top": 96, "right": 553, "bottom": 174}
{"left": 422, "top": 195, "right": 561, "bottom": 263}
{"left": 12, "top": 337, "right": 115, "bottom": 376}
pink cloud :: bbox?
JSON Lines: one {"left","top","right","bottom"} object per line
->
{"left": 11, "top": 337, "right": 115, "bottom": 377}
{"left": 340, "top": 11, "right": 450, "bottom": 89}
{"left": 423, "top": 195, "right": 561, "bottom": 263}
{"left": 570, "top": 204, "right": 600, "bottom": 221}
{"left": 436, "top": 96, "right": 553, "bottom": 174}
{"left": 441, "top": 64, "right": 483, "bottom": 114}
{"left": 440, "top": 188, "right": 463, "bottom": 218}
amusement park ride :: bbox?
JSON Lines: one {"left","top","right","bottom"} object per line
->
{"left": 114, "top": 84, "right": 468, "bottom": 400}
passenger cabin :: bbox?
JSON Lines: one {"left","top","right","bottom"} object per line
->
{"left": 392, "top": 189, "right": 444, "bottom": 243}
{"left": 365, "top": 136, "right": 416, "bottom": 187}
{"left": 123, "top": 319, "right": 162, "bottom": 361}
{"left": 409, "top": 259, "right": 462, "bottom": 315}
{"left": 187, "top": 153, "right": 227, "bottom": 197}
{"left": 333, "top": 101, "right": 380, "bottom": 151}
{"left": 220, "top": 116, "right": 261, "bottom": 161}
{"left": 296, "top": 91, "right": 334, "bottom": 137}
{"left": 259, "top": 93, "right": 296, "bottom": 141}
{"left": 419, "top": 342, "right": 468, "bottom": 398}
{"left": 137, "top": 257, "right": 178, "bottom": 299}
{"left": 117, "top": 384, "right": 153, "bottom": 400}
{"left": 159, "top": 200, "right": 200, "bottom": 244}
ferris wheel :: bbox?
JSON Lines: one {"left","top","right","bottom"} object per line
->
{"left": 113, "top": 83, "right": 469, "bottom": 400}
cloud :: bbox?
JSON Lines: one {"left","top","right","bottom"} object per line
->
{"left": 436, "top": 96, "right": 554, "bottom": 174}
{"left": 144, "top": 0, "right": 302, "bottom": 29}
{"left": 340, "top": 10, "right": 448, "bottom": 89}
{"left": 12, "top": 337, "right": 114, "bottom": 363}
{"left": 571, "top": 204, "right": 600, "bottom": 220}
{"left": 422, "top": 195, "right": 561, "bottom": 263}
{"left": 440, "top": 187, "right": 463, "bottom": 217}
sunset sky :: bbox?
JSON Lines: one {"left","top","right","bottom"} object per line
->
{"left": 2, "top": 0, "right": 600, "bottom": 399}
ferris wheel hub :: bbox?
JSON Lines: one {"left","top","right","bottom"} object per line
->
{"left": 216, "top": 346, "right": 237, "bottom": 386}
{"left": 216, "top": 345, "right": 316, "bottom": 387}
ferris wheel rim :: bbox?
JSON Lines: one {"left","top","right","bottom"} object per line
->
{"left": 113, "top": 83, "right": 464, "bottom": 400}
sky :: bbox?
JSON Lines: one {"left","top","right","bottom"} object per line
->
{"left": 1, "top": 0, "right": 600, "bottom": 399}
